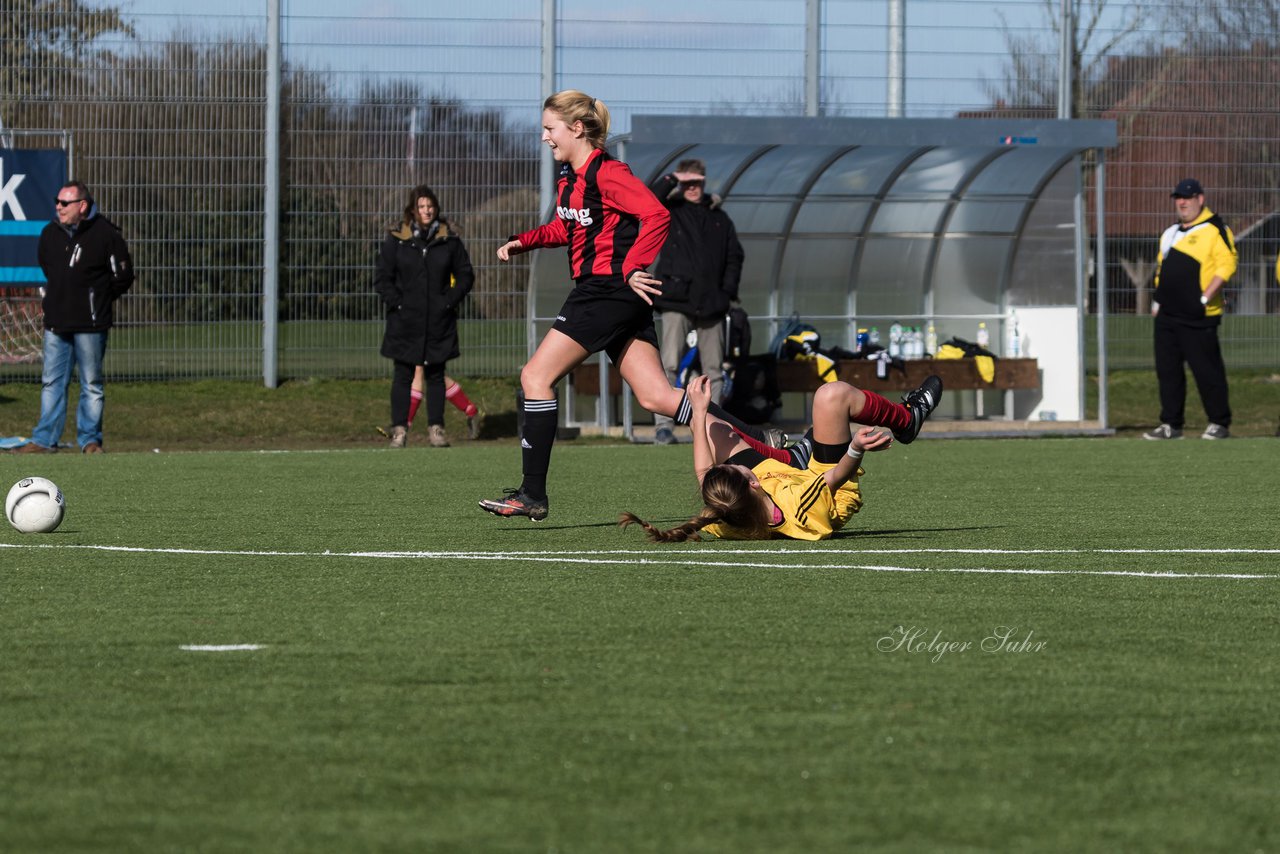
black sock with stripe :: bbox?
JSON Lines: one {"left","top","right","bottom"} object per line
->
{"left": 671, "top": 391, "right": 768, "bottom": 442}
{"left": 520, "top": 397, "right": 557, "bottom": 501}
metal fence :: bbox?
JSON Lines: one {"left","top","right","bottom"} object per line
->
{"left": 1, "top": 0, "right": 1277, "bottom": 382}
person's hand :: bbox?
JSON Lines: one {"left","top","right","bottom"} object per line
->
{"left": 851, "top": 426, "right": 893, "bottom": 454}
{"left": 686, "top": 374, "right": 712, "bottom": 413}
{"left": 626, "top": 270, "right": 663, "bottom": 305}
{"left": 673, "top": 171, "right": 704, "bottom": 184}
{"left": 497, "top": 239, "right": 523, "bottom": 262}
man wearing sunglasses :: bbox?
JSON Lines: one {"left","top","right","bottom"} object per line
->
{"left": 18, "top": 180, "right": 134, "bottom": 454}
{"left": 646, "top": 158, "right": 745, "bottom": 445}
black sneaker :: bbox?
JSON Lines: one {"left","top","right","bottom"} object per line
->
{"left": 893, "top": 375, "right": 943, "bottom": 444}
{"left": 1143, "top": 424, "right": 1183, "bottom": 440}
{"left": 1200, "top": 423, "right": 1229, "bottom": 440}
{"left": 479, "top": 488, "right": 549, "bottom": 521}
{"left": 787, "top": 435, "right": 813, "bottom": 469}
{"left": 761, "top": 426, "right": 788, "bottom": 449}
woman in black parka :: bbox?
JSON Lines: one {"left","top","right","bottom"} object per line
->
{"left": 374, "top": 185, "right": 475, "bottom": 448}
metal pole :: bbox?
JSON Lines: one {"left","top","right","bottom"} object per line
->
{"left": 805, "top": 0, "right": 820, "bottom": 116}
{"left": 406, "top": 105, "right": 417, "bottom": 174}
{"left": 532, "top": 0, "right": 556, "bottom": 364}
{"left": 1074, "top": 157, "right": 1087, "bottom": 423}
{"left": 1095, "top": 151, "right": 1109, "bottom": 428}
{"left": 1057, "top": 0, "right": 1073, "bottom": 118}
{"left": 539, "top": 0, "right": 556, "bottom": 225}
{"left": 262, "top": 0, "right": 281, "bottom": 388}
{"left": 608, "top": 138, "right": 629, "bottom": 435}
{"left": 887, "top": 0, "right": 905, "bottom": 117}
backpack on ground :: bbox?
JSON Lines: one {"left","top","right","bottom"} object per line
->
{"left": 722, "top": 353, "right": 782, "bottom": 424}
{"left": 726, "top": 304, "right": 752, "bottom": 362}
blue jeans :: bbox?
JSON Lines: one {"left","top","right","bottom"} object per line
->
{"left": 32, "top": 330, "right": 109, "bottom": 450}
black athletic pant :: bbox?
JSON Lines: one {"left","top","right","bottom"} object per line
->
{"left": 391, "top": 361, "right": 447, "bottom": 427}
{"left": 1154, "top": 315, "right": 1231, "bottom": 429}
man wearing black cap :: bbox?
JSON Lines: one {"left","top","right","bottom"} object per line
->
{"left": 1144, "top": 178, "right": 1236, "bottom": 440}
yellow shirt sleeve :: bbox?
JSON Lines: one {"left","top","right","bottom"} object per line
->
{"left": 1210, "top": 224, "right": 1238, "bottom": 282}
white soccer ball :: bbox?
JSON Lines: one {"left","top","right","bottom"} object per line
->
{"left": 6, "top": 477, "right": 66, "bottom": 534}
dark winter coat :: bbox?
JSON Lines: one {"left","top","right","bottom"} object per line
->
{"left": 36, "top": 207, "right": 134, "bottom": 333}
{"left": 647, "top": 172, "right": 744, "bottom": 322}
{"left": 374, "top": 218, "right": 475, "bottom": 365}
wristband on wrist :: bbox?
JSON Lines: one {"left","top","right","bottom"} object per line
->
{"left": 1200, "top": 294, "right": 1209, "bottom": 305}
{"left": 846, "top": 446, "right": 864, "bottom": 461}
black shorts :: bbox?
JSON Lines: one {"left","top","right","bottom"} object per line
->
{"left": 726, "top": 448, "right": 767, "bottom": 468}
{"left": 552, "top": 276, "right": 658, "bottom": 364}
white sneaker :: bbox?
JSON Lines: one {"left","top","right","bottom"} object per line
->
{"left": 1143, "top": 424, "right": 1182, "bottom": 440}
{"left": 428, "top": 424, "right": 450, "bottom": 447}
{"left": 1200, "top": 423, "right": 1229, "bottom": 440}
{"left": 389, "top": 425, "right": 408, "bottom": 448}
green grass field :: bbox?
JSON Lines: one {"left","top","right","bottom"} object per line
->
{"left": 2, "top": 437, "right": 1277, "bottom": 852}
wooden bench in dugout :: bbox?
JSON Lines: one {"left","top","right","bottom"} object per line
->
{"left": 568, "top": 357, "right": 1041, "bottom": 399}
{"left": 771, "top": 357, "right": 1040, "bottom": 393}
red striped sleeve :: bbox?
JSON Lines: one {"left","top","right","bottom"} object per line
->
{"left": 596, "top": 160, "right": 669, "bottom": 280}
{"left": 516, "top": 216, "right": 569, "bottom": 251}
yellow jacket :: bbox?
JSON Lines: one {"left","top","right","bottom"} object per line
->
{"left": 1154, "top": 206, "right": 1236, "bottom": 321}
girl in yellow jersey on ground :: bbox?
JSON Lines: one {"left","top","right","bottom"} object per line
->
{"left": 623, "top": 372, "right": 941, "bottom": 541}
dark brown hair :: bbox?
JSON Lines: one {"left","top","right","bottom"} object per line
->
{"left": 675, "top": 158, "right": 706, "bottom": 176}
{"left": 61, "top": 180, "right": 93, "bottom": 205}
{"left": 403, "top": 184, "right": 441, "bottom": 226}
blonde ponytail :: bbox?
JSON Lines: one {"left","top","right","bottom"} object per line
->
{"left": 543, "top": 89, "right": 611, "bottom": 149}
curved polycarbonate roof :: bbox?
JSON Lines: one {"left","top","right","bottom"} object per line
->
{"left": 627, "top": 142, "right": 1078, "bottom": 236}
{"left": 533, "top": 141, "right": 1086, "bottom": 350}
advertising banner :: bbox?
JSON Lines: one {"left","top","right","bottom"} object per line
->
{"left": 0, "top": 149, "right": 70, "bottom": 288}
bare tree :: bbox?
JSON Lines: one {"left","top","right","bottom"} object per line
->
{"left": 983, "top": 0, "right": 1147, "bottom": 118}
{"left": 0, "top": 0, "right": 134, "bottom": 129}
{"left": 1173, "top": 0, "right": 1280, "bottom": 49}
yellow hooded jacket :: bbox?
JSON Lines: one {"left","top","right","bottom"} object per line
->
{"left": 1154, "top": 206, "right": 1236, "bottom": 322}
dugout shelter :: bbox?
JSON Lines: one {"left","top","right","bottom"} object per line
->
{"left": 529, "top": 116, "right": 1118, "bottom": 433}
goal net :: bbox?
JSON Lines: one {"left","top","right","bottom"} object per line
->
{"left": 0, "top": 289, "right": 44, "bottom": 364}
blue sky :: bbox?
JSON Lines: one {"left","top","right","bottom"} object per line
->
{"left": 101, "top": 0, "right": 1146, "bottom": 132}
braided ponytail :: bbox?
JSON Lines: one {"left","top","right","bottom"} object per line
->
{"left": 619, "top": 465, "right": 774, "bottom": 542}
{"left": 619, "top": 509, "right": 720, "bottom": 543}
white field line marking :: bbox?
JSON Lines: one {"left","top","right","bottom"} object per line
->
{"left": 179, "top": 644, "right": 264, "bottom": 652}
{"left": 0, "top": 542, "right": 1276, "bottom": 579}
{"left": 3, "top": 543, "right": 1278, "bottom": 558}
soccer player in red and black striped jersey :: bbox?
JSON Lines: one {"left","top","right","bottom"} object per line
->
{"left": 479, "top": 89, "right": 945, "bottom": 524}
{"left": 480, "top": 89, "right": 682, "bottom": 521}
